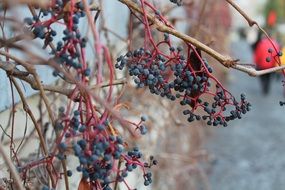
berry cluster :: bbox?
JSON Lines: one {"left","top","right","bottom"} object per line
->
{"left": 54, "top": 109, "right": 154, "bottom": 189}
{"left": 169, "top": 0, "right": 183, "bottom": 6}
{"left": 117, "top": 0, "right": 251, "bottom": 127}
{"left": 19, "top": 108, "right": 153, "bottom": 189}
{"left": 116, "top": 45, "right": 251, "bottom": 126}
{"left": 24, "top": 0, "right": 90, "bottom": 76}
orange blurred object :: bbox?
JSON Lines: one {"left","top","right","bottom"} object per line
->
{"left": 267, "top": 10, "right": 277, "bottom": 27}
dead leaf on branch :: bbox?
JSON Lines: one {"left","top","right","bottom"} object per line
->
{"left": 78, "top": 178, "right": 91, "bottom": 190}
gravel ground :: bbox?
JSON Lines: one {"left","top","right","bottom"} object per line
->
{"left": 207, "top": 42, "right": 285, "bottom": 190}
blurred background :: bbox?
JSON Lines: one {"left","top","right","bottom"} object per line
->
{"left": 206, "top": 0, "right": 285, "bottom": 190}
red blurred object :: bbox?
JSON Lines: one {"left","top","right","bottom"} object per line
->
{"left": 267, "top": 10, "right": 277, "bottom": 27}
{"left": 254, "top": 38, "right": 280, "bottom": 70}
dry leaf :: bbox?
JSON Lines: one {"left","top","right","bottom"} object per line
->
{"left": 78, "top": 178, "right": 91, "bottom": 190}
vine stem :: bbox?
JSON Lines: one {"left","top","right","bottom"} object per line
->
{"left": 0, "top": 60, "right": 127, "bottom": 98}
{"left": 118, "top": 0, "right": 237, "bottom": 67}
{"left": 225, "top": 0, "right": 257, "bottom": 27}
{"left": 9, "top": 77, "right": 49, "bottom": 154}
{"left": 224, "top": 0, "right": 272, "bottom": 45}
{"left": 0, "top": 142, "right": 25, "bottom": 190}
{"left": 0, "top": 50, "right": 59, "bottom": 187}
{"left": 9, "top": 77, "right": 58, "bottom": 187}
{"left": 82, "top": 0, "right": 104, "bottom": 83}
{"left": 0, "top": 50, "right": 56, "bottom": 125}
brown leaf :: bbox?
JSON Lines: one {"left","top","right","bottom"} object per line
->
{"left": 78, "top": 178, "right": 91, "bottom": 190}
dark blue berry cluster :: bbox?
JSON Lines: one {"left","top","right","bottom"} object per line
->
{"left": 116, "top": 46, "right": 251, "bottom": 126}
{"left": 169, "top": 0, "right": 183, "bottom": 6}
{"left": 55, "top": 109, "right": 154, "bottom": 189}
{"left": 119, "top": 1, "right": 252, "bottom": 127}
{"left": 23, "top": 0, "right": 90, "bottom": 77}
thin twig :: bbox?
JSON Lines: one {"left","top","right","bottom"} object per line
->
{"left": 0, "top": 50, "right": 56, "bottom": 124}
{"left": 102, "top": 26, "right": 128, "bottom": 42}
{"left": 0, "top": 142, "right": 25, "bottom": 190}
{"left": 118, "top": 0, "right": 237, "bottom": 67}
{"left": 225, "top": 0, "right": 273, "bottom": 44}
{"left": 114, "top": 160, "right": 122, "bottom": 190}
{"left": 0, "top": 34, "right": 33, "bottom": 49}
{"left": 0, "top": 60, "right": 128, "bottom": 96}
{"left": 225, "top": 0, "right": 257, "bottom": 27}
{"left": 10, "top": 77, "right": 49, "bottom": 154}
{"left": 193, "top": 0, "right": 207, "bottom": 37}
{"left": 9, "top": 76, "right": 58, "bottom": 187}
{"left": 0, "top": 124, "right": 11, "bottom": 141}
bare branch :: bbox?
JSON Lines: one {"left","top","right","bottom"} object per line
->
{"left": 9, "top": 76, "right": 58, "bottom": 187}
{"left": 225, "top": 0, "right": 272, "bottom": 40}
{"left": 233, "top": 64, "right": 285, "bottom": 77}
{"left": 0, "top": 60, "right": 71, "bottom": 95}
{"left": 0, "top": 50, "right": 57, "bottom": 132}
{"left": 0, "top": 60, "right": 127, "bottom": 96}
{"left": 118, "top": 0, "right": 237, "bottom": 67}
{"left": 225, "top": 0, "right": 257, "bottom": 27}
{"left": 0, "top": 0, "right": 49, "bottom": 8}
{"left": 0, "top": 34, "right": 33, "bottom": 49}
